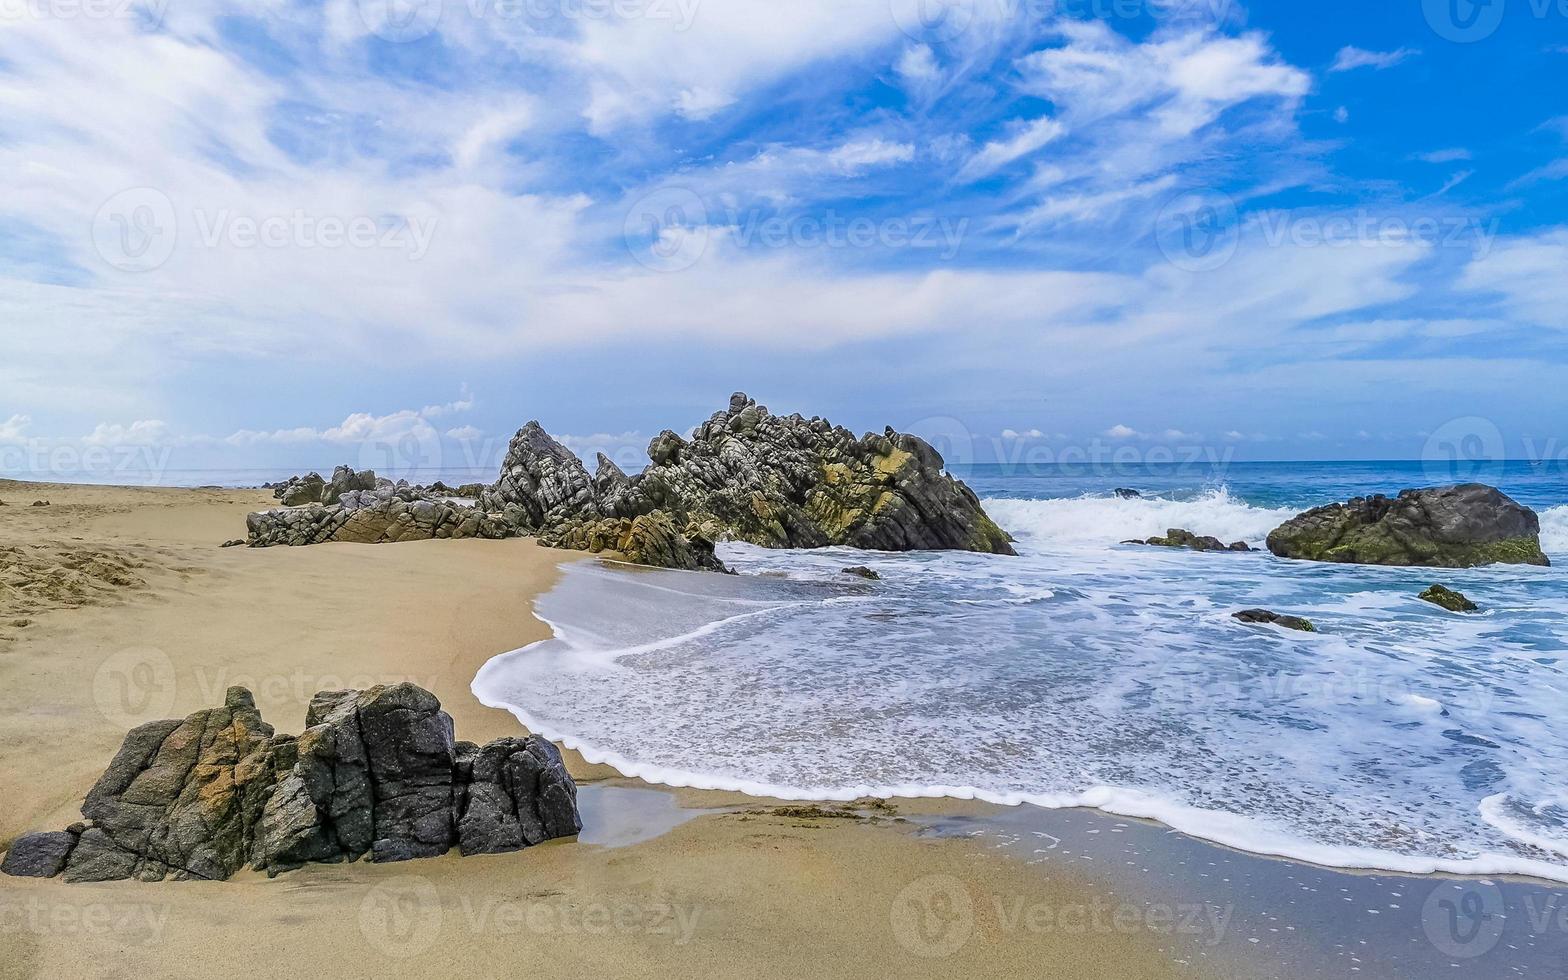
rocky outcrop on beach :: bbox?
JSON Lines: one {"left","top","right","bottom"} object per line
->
{"left": 1419, "top": 584, "right": 1480, "bottom": 613}
{"left": 1233, "top": 609, "right": 1316, "bottom": 632}
{"left": 247, "top": 484, "right": 518, "bottom": 548}
{"left": 272, "top": 471, "right": 326, "bottom": 506}
{"left": 245, "top": 393, "right": 1015, "bottom": 571}
{"left": 1266, "top": 484, "right": 1550, "bottom": 568}
{"left": 1125, "top": 529, "right": 1253, "bottom": 553}
{"left": 1, "top": 684, "right": 580, "bottom": 881}
{"left": 612, "top": 393, "right": 1014, "bottom": 555}
{"left": 537, "top": 512, "right": 728, "bottom": 573}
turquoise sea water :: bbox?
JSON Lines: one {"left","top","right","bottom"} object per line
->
{"left": 475, "top": 460, "right": 1568, "bottom": 883}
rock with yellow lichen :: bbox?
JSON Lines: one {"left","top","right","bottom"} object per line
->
{"left": 607, "top": 393, "right": 1014, "bottom": 556}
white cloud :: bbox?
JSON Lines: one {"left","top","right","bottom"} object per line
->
{"left": 445, "top": 425, "right": 483, "bottom": 441}
{"left": 995, "top": 23, "right": 1311, "bottom": 232}
{"left": 825, "top": 139, "right": 918, "bottom": 173}
{"left": 570, "top": 1, "right": 912, "bottom": 132}
{"left": 224, "top": 391, "right": 475, "bottom": 447}
{"left": 1020, "top": 23, "right": 1309, "bottom": 138}
{"left": 1509, "top": 159, "right": 1568, "bottom": 188}
{"left": 958, "top": 116, "right": 1067, "bottom": 182}
{"left": 1417, "top": 148, "right": 1472, "bottom": 164}
{"left": 1334, "top": 106, "right": 1350, "bottom": 123}
{"left": 0, "top": 414, "right": 33, "bottom": 441}
{"left": 1458, "top": 229, "right": 1568, "bottom": 329}
{"left": 673, "top": 87, "right": 736, "bottom": 121}
{"left": 84, "top": 420, "right": 169, "bottom": 446}
{"left": 1000, "top": 428, "right": 1045, "bottom": 439}
{"left": 1429, "top": 170, "right": 1473, "bottom": 197}
{"left": 1330, "top": 47, "right": 1418, "bottom": 72}
{"left": 1106, "top": 424, "right": 1141, "bottom": 439}
{"left": 896, "top": 44, "right": 941, "bottom": 84}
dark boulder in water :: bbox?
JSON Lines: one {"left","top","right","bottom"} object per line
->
{"left": 1130, "top": 529, "right": 1254, "bottom": 553}
{"left": 1113, "top": 488, "right": 1141, "bottom": 499}
{"left": 1266, "top": 484, "right": 1549, "bottom": 568}
{"left": 1419, "top": 584, "right": 1480, "bottom": 613}
{"left": 1233, "top": 609, "right": 1316, "bottom": 633}
{"left": 842, "top": 565, "right": 881, "bottom": 580}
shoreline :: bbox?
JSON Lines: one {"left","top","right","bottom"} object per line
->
{"left": 3, "top": 479, "right": 1563, "bottom": 977}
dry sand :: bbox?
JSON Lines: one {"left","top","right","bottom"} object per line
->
{"left": 0, "top": 480, "right": 1248, "bottom": 979}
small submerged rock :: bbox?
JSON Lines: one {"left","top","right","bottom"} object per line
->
{"left": 1127, "top": 529, "right": 1254, "bottom": 553}
{"left": 30, "top": 500, "right": 49, "bottom": 507}
{"left": 1113, "top": 488, "right": 1142, "bottom": 499}
{"left": 1233, "top": 609, "right": 1317, "bottom": 633}
{"left": 842, "top": 566, "right": 881, "bottom": 580}
{"left": 1419, "top": 584, "right": 1480, "bottom": 613}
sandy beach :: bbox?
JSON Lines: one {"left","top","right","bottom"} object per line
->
{"left": 0, "top": 480, "right": 1249, "bottom": 980}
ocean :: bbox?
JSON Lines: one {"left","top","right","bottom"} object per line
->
{"left": 471, "top": 460, "right": 1568, "bottom": 884}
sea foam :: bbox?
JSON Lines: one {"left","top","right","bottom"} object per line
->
{"left": 981, "top": 487, "right": 1297, "bottom": 548}
{"left": 475, "top": 533, "right": 1568, "bottom": 885}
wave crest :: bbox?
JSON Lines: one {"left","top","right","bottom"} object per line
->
{"left": 983, "top": 488, "right": 1298, "bottom": 548}
{"left": 1540, "top": 505, "right": 1568, "bottom": 556}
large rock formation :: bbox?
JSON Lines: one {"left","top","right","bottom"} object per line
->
{"left": 535, "top": 392, "right": 1014, "bottom": 557}
{"left": 1, "top": 684, "right": 580, "bottom": 881}
{"left": 1266, "top": 484, "right": 1550, "bottom": 568}
{"left": 245, "top": 393, "right": 1016, "bottom": 570}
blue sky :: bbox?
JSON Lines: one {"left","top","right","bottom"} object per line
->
{"left": 1, "top": 0, "right": 1565, "bottom": 480}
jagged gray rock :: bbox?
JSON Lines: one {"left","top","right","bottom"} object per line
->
{"left": 274, "top": 472, "right": 325, "bottom": 506}
{"left": 0, "top": 831, "right": 76, "bottom": 878}
{"left": 246, "top": 485, "right": 517, "bottom": 548}
{"left": 324, "top": 465, "right": 377, "bottom": 505}
{"left": 615, "top": 394, "right": 1015, "bottom": 555}
{"left": 455, "top": 736, "right": 580, "bottom": 856}
{"left": 3, "top": 684, "right": 582, "bottom": 882}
